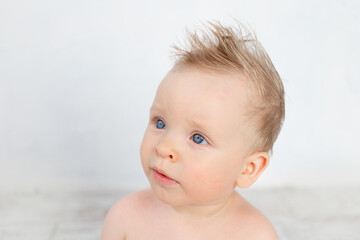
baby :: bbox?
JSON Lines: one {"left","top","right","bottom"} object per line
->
{"left": 101, "top": 20, "right": 284, "bottom": 240}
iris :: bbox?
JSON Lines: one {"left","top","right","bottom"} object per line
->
{"left": 156, "top": 119, "right": 165, "bottom": 129}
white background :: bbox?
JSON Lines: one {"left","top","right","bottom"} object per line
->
{"left": 1, "top": 0, "right": 359, "bottom": 192}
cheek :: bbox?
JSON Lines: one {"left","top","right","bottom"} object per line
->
{"left": 184, "top": 167, "right": 228, "bottom": 202}
{"left": 184, "top": 157, "right": 226, "bottom": 190}
{"left": 184, "top": 151, "right": 240, "bottom": 193}
{"left": 140, "top": 130, "right": 153, "bottom": 165}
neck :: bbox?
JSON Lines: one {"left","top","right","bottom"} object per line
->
{"left": 169, "top": 191, "right": 239, "bottom": 222}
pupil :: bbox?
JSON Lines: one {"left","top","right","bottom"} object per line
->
{"left": 193, "top": 134, "right": 203, "bottom": 144}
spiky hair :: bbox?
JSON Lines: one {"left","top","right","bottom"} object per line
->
{"left": 171, "top": 20, "right": 285, "bottom": 153}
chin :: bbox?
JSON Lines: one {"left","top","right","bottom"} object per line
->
{"left": 149, "top": 183, "right": 187, "bottom": 207}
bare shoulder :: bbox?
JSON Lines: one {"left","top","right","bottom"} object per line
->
{"left": 108, "top": 188, "right": 155, "bottom": 213}
{"left": 100, "top": 189, "right": 155, "bottom": 240}
{"left": 233, "top": 194, "right": 278, "bottom": 240}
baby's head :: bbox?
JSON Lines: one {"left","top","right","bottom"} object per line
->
{"left": 140, "top": 21, "right": 284, "bottom": 206}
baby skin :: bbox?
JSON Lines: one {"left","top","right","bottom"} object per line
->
{"left": 101, "top": 65, "right": 278, "bottom": 240}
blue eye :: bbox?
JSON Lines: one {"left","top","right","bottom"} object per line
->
{"left": 192, "top": 134, "right": 208, "bottom": 145}
{"left": 156, "top": 119, "right": 165, "bottom": 129}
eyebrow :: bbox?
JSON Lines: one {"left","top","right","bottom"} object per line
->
{"left": 149, "top": 104, "right": 163, "bottom": 113}
{"left": 188, "top": 117, "right": 222, "bottom": 141}
{"left": 189, "top": 118, "right": 209, "bottom": 131}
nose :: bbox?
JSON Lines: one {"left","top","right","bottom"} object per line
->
{"left": 155, "top": 137, "right": 178, "bottom": 163}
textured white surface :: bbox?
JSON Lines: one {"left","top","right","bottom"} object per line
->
{"left": 1, "top": 187, "right": 359, "bottom": 239}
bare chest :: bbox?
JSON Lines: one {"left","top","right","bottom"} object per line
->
{"left": 124, "top": 213, "right": 245, "bottom": 240}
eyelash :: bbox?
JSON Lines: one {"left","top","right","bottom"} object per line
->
{"left": 151, "top": 115, "right": 164, "bottom": 126}
{"left": 150, "top": 116, "right": 211, "bottom": 145}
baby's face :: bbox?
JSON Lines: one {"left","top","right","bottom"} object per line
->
{"left": 140, "top": 66, "right": 254, "bottom": 206}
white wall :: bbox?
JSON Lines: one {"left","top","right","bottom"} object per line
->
{"left": 1, "top": 0, "right": 359, "bottom": 192}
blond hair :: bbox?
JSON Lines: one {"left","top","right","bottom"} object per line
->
{"left": 171, "top": 20, "right": 285, "bottom": 153}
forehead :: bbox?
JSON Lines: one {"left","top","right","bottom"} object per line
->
{"left": 152, "top": 67, "right": 250, "bottom": 136}
{"left": 156, "top": 67, "right": 248, "bottom": 104}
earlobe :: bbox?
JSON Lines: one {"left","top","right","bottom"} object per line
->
{"left": 236, "top": 151, "right": 270, "bottom": 188}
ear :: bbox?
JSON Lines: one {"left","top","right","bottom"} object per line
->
{"left": 236, "top": 151, "right": 270, "bottom": 188}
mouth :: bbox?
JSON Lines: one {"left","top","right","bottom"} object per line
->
{"left": 151, "top": 168, "right": 178, "bottom": 186}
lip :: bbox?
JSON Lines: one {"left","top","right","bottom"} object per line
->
{"left": 151, "top": 168, "right": 178, "bottom": 186}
